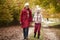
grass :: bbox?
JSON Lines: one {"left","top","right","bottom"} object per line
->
{"left": 48, "top": 22, "right": 60, "bottom": 26}
{"left": 29, "top": 29, "right": 43, "bottom": 40}
{"left": 29, "top": 34, "right": 43, "bottom": 40}
{"left": 43, "top": 21, "right": 60, "bottom": 26}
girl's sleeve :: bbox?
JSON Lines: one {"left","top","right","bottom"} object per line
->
{"left": 41, "top": 14, "right": 44, "bottom": 22}
{"left": 33, "top": 15, "right": 35, "bottom": 22}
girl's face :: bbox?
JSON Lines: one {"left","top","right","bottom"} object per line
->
{"left": 37, "top": 10, "right": 40, "bottom": 14}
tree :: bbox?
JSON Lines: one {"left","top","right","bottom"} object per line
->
{"left": 0, "top": 0, "right": 22, "bottom": 26}
{"left": 35, "top": 0, "right": 60, "bottom": 13}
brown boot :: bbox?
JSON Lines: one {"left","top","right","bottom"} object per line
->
{"left": 34, "top": 32, "right": 36, "bottom": 38}
{"left": 23, "top": 38, "right": 27, "bottom": 40}
{"left": 26, "top": 37, "right": 29, "bottom": 40}
{"left": 37, "top": 34, "right": 40, "bottom": 39}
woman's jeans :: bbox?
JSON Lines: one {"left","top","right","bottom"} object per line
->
{"left": 23, "top": 27, "right": 29, "bottom": 39}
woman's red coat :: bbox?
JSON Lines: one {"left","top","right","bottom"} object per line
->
{"left": 20, "top": 8, "right": 32, "bottom": 28}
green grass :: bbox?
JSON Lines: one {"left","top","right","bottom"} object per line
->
{"left": 42, "top": 22, "right": 60, "bottom": 26}
{"left": 29, "top": 30, "right": 43, "bottom": 40}
{"left": 29, "top": 34, "right": 43, "bottom": 40}
{"left": 48, "top": 22, "right": 60, "bottom": 26}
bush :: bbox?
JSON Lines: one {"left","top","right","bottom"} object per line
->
{"left": 0, "top": 0, "right": 21, "bottom": 26}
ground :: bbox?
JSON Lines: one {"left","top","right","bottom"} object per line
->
{"left": 0, "top": 26, "right": 60, "bottom": 40}
{"left": 0, "top": 26, "right": 23, "bottom": 40}
{"left": 43, "top": 28, "right": 60, "bottom": 40}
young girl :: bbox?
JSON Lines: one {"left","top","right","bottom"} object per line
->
{"left": 33, "top": 5, "right": 42, "bottom": 40}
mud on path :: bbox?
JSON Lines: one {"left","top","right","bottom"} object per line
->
{"left": 0, "top": 26, "right": 35, "bottom": 40}
{"left": 0, "top": 26, "right": 23, "bottom": 40}
{"left": 43, "top": 28, "right": 60, "bottom": 40}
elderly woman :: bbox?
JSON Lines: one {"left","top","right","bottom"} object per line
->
{"left": 33, "top": 5, "right": 42, "bottom": 40}
{"left": 20, "top": 3, "right": 32, "bottom": 40}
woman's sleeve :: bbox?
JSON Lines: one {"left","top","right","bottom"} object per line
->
{"left": 29, "top": 10, "right": 33, "bottom": 22}
{"left": 20, "top": 10, "right": 23, "bottom": 23}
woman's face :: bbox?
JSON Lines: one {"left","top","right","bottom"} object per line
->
{"left": 25, "top": 5, "right": 29, "bottom": 9}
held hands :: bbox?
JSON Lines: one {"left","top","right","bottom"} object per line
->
{"left": 20, "top": 22, "right": 22, "bottom": 25}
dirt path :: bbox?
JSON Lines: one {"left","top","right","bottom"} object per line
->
{"left": 0, "top": 26, "right": 60, "bottom": 40}
{"left": 0, "top": 26, "right": 23, "bottom": 40}
{"left": 0, "top": 26, "right": 34, "bottom": 40}
{"left": 43, "top": 28, "right": 60, "bottom": 40}
{"left": 29, "top": 27, "right": 34, "bottom": 35}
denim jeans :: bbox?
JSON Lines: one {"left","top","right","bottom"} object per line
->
{"left": 23, "top": 27, "right": 29, "bottom": 39}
